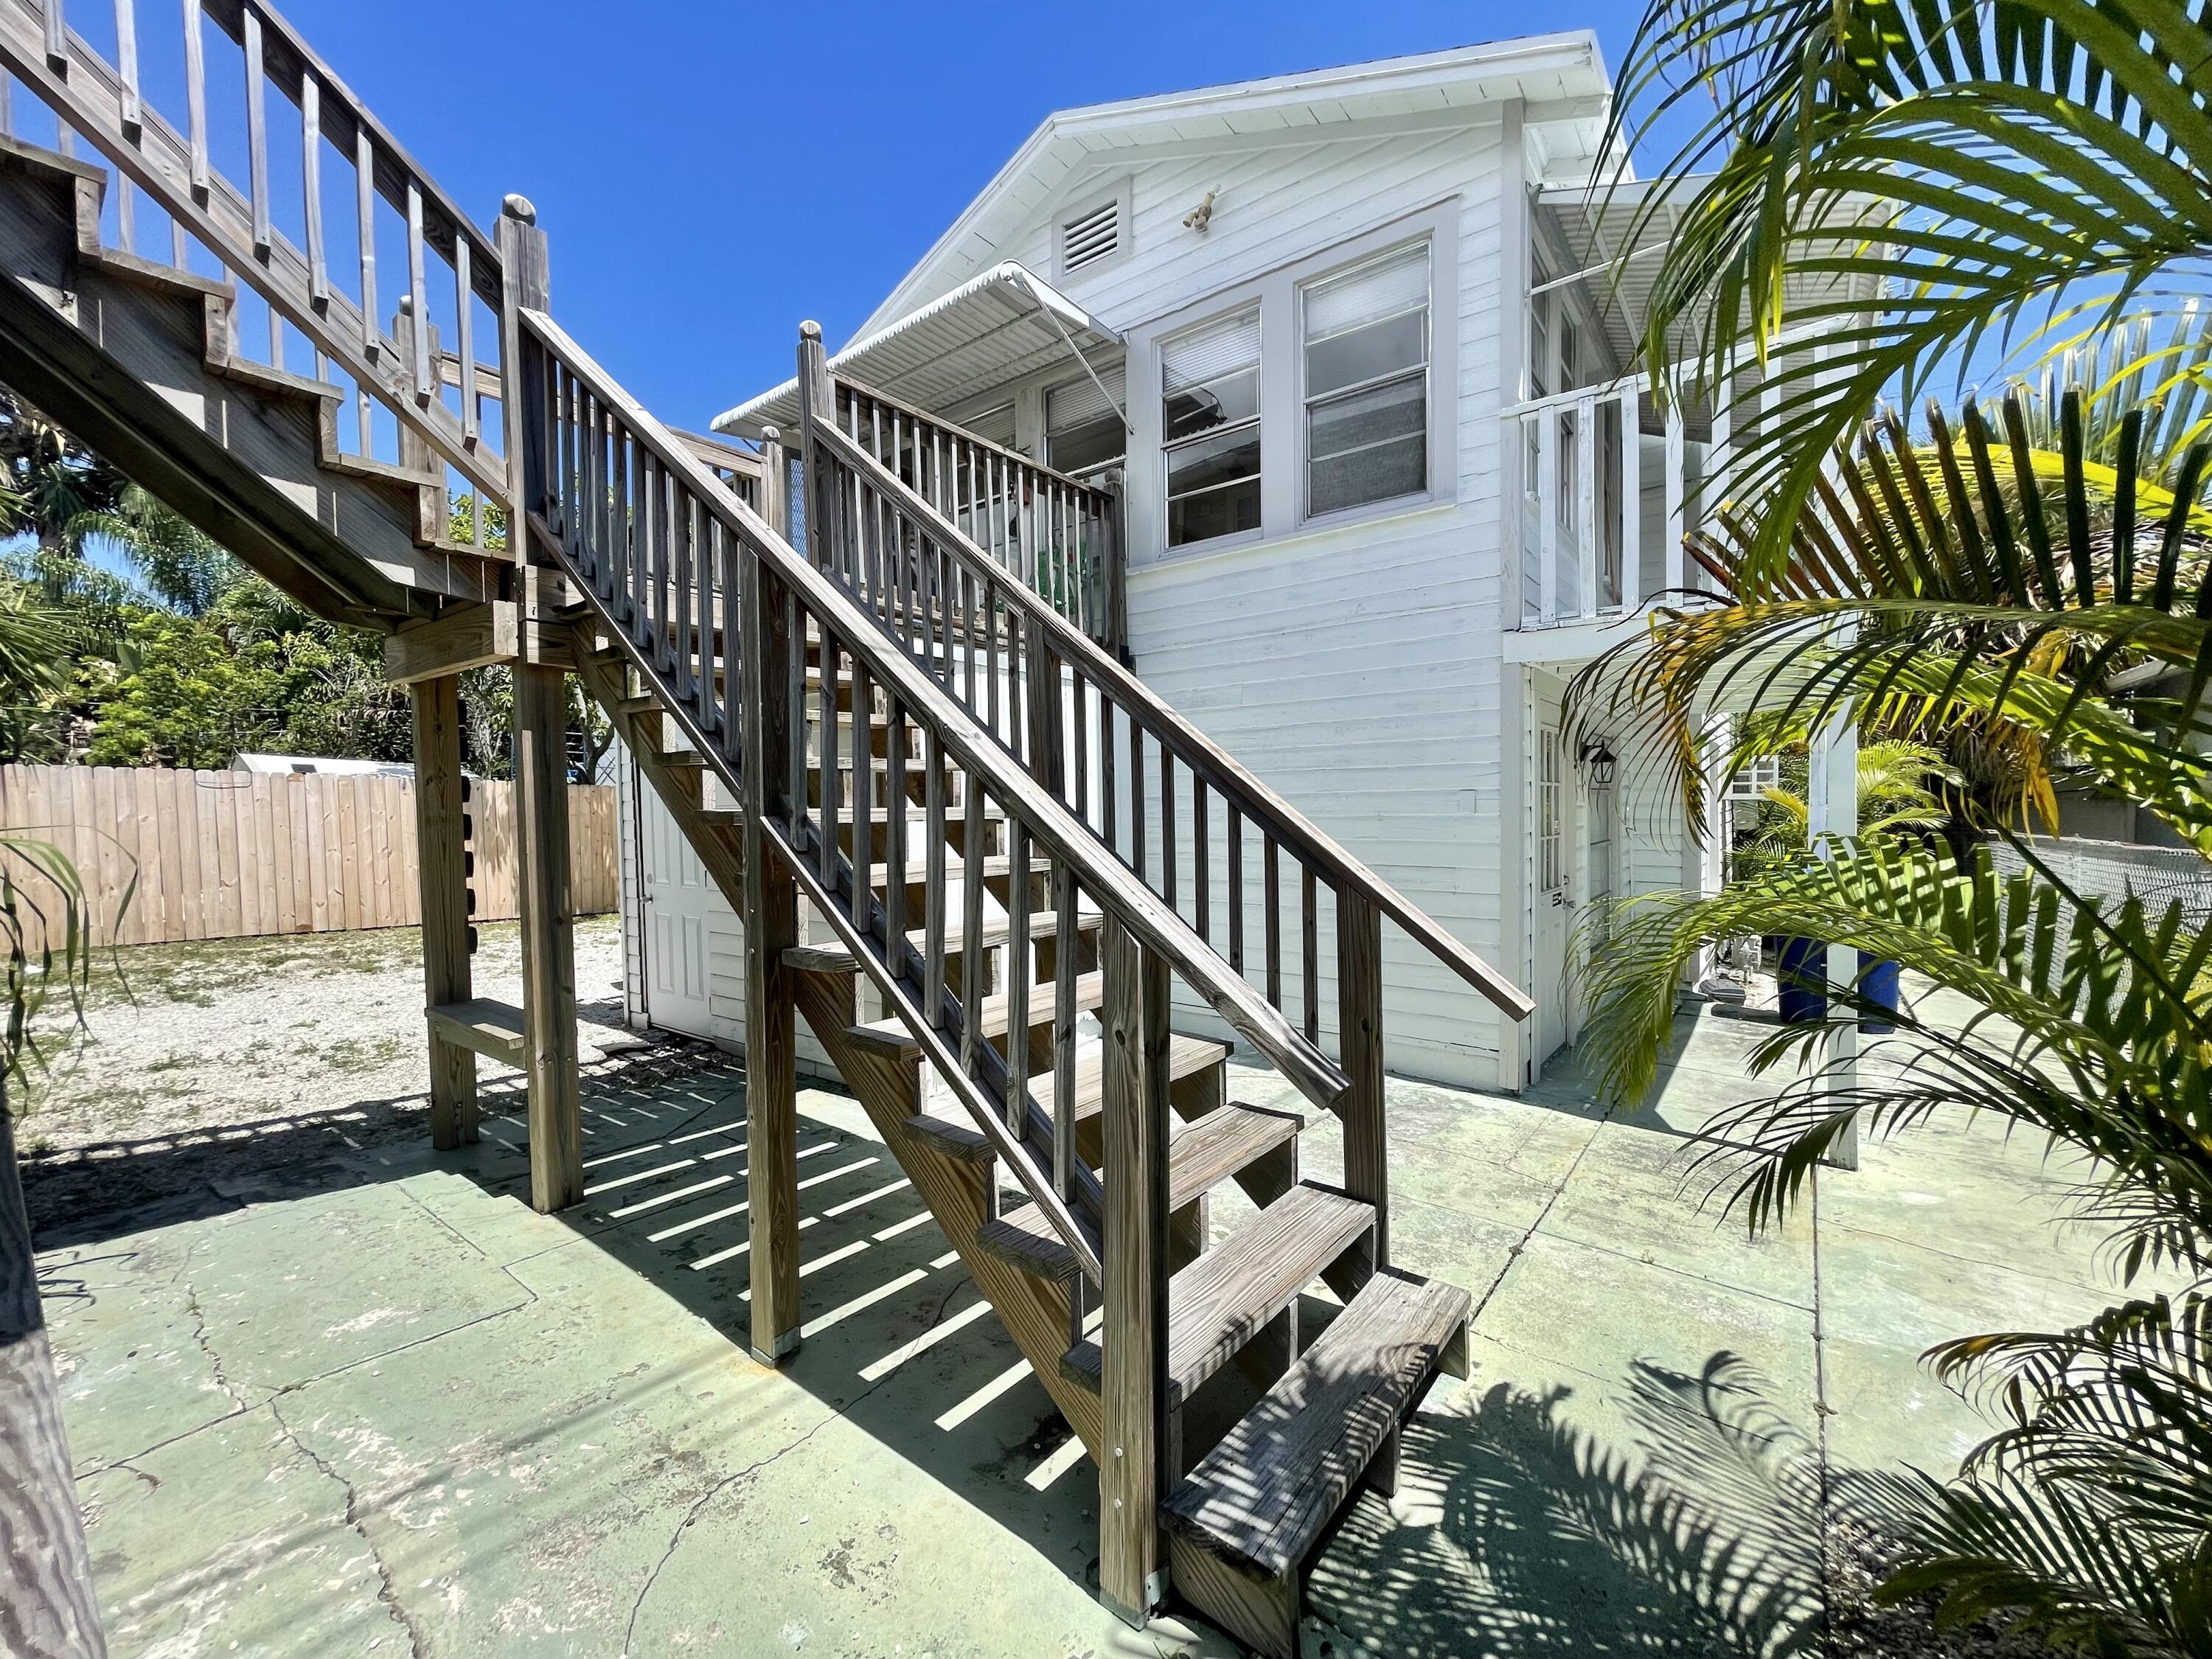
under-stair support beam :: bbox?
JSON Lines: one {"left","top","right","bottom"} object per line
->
{"left": 499, "top": 195, "right": 583, "bottom": 1213}
{"left": 1099, "top": 916, "right": 1172, "bottom": 1627}
{"left": 411, "top": 674, "right": 479, "bottom": 1149}
{"left": 742, "top": 515, "right": 804, "bottom": 1363}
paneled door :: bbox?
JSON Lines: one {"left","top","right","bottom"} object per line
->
{"left": 638, "top": 762, "right": 713, "bottom": 1038}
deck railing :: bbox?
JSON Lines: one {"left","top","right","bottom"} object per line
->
{"left": 830, "top": 377, "right": 1126, "bottom": 654}
{"left": 0, "top": 0, "right": 510, "bottom": 512}
{"left": 799, "top": 338, "right": 1534, "bottom": 1265}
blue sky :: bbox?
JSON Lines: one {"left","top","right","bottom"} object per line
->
{"left": 276, "top": 0, "right": 1662, "bottom": 434}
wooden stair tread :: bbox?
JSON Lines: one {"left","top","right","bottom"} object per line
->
{"left": 781, "top": 905, "right": 1102, "bottom": 976}
{"left": 903, "top": 1034, "right": 1228, "bottom": 1164}
{"left": 1168, "top": 1102, "right": 1304, "bottom": 1214}
{"left": 425, "top": 998, "right": 528, "bottom": 1067}
{"left": 975, "top": 1102, "right": 1307, "bottom": 1281}
{"left": 1063, "top": 1182, "right": 1374, "bottom": 1408}
{"left": 846, "top": 970, "right": 1104, "bottom": 1059}
{"left": 1163, "top": 1267, "right": 1470, "bottom": 1579}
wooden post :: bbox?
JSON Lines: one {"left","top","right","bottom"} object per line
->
{"left": 1335, "top": 887, "right": 1387, "bottom": 1270}
{"left": 1099, "top": 916, "right": 1169, "bottom": 1627}
{"left": 1, "top": 1103, "right": 109, "bottom": 1659}
{"left": 498, "top": 195, "right": 583, "bottom": 1213}
{"left": 1103, "top": 470, "right": 1129, "bottom": 661}
{"left": 759, "top": 425, "right": 788, "bottom": 542}
{"left": 740, "top": 537, "right": 803, "bottom": 1363}
{"left": 796, "top": 323, "right": 833, "bottom": 570}
{"left": 411, "top": 674, "right": 477, "bottom": 1148}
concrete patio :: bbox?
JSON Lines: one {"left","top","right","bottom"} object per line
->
{"left": 32, "top": 1005, "right": 2116, "bottom": 1658}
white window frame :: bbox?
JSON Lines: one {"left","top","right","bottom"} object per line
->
{"left": 1158, "top": 305, "right": 1265, "bottom": 552}
{"left": 1051, "top": 176, "right": 1135, "bottom": 286}
{"left": 1123, "top": 199, "right": 1459, "bottom": 565}
{"left": 1295, "top": 240, "right": 1435, "bottom": 527}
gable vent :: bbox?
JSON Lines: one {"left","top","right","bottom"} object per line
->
{"left": 1060, "top": 200, "right": 1121, "bottom": 275}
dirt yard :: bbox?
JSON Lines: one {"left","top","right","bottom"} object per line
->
{"left": 14, "top": 914, "right": 695, "bottom": 1231}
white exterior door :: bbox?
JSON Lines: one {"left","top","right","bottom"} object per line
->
{"left": 638, "top": 768, "right": 713, "bottom": 1038}
{"left": 1532, "top": 712, "right": 1573, "bottom": 1071}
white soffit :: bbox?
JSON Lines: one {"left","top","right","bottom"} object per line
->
{"left": 712, "top": 263, "right": 1122, "bottom": 439}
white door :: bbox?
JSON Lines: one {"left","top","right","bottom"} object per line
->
{"left": 1532, "top": 714, "right": 1572, "bottom": 1071}
{"left": 638, "top": 766, "right": 713, "bottom": 1038}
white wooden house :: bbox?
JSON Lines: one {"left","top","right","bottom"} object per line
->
{"left": 612, "top": 32, "right": 1761, "bottom": 1091}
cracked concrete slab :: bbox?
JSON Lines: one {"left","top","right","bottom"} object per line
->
{"left": 31, "top": 992, "right": 2149, "bottom": 1658}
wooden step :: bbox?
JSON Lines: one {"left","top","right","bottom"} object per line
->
{"left": 1062, "top": 1182, "right": 1373, "bottom": 1408}
{"left": 779, "top": 904, "right": 1095, "bottom": 980}
{"left": 974, "top": 1102, "right": 1306, "bottom": 1282}
{"left": 425, "top": 998, "right": 527, "bottom": 1068}
{"left": 905, "top": 1032, "right": 1228, "bottom": 1163}
{"left": 1167, "top": 1101, "right": 1304, "bottom": 1214}
{"left": 846, "top": 970, "right": 1104, "bottom": 1060}
{"left": 615, "top": 692, "right": 661, "bottom": 719}
{"left": 1162, "top": 1269, "right": 1471, "bottom": 1659}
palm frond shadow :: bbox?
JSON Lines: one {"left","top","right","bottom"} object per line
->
{"left": 1313, "top": 1353, "right": 1857, "bottom": 1657}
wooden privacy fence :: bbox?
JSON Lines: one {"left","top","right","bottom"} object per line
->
{"left": 0, "top": 765, "right": 617, "bottom": 952}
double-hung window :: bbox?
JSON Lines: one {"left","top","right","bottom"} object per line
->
{"left": 1301, "top": 244, "right": 1430, "bottom": 518}
{"left": 1161, "top": 307, "right": 1262, "bottom": 547}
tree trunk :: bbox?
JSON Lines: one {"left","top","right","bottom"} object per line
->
{"left": 0, "top": 1102, "right": 108, "bottom": 1658}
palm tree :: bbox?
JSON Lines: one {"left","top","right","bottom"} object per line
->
{"left": 1573, "top": 0, "right": 2212, "bottom": 1645}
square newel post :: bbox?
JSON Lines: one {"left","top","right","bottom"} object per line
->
{"left": 411, "top": 674, "right": 477, "bottom": 1148}
{"left": 498, "top": 193, "right": 584, "bottom": 1213}
{"left": 740, "top": 533, "right": 803, "bottom": 1363}
{"left": 1336, "top": 888, "right": 1387, "bottom": 1272}
{"left": 1099, "top": 916, "right": 1170, "bottom": 1626}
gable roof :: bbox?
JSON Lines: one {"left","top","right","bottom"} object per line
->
{"left": 858, "top": 32, "right": 1611, "bottom": 336}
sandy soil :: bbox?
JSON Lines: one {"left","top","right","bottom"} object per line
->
{"left": 20, "top": 916, "right": 632, "bottom": 1155}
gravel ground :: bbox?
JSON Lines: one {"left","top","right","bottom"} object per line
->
{"left": 22, "top": 915, "right": 630, "bottom": 1155}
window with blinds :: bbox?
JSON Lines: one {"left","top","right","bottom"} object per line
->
{"left": 1046, "top": 371, "right": 1126, "bottom": 476}
{"left": 1302, "top": 243, "right": 1430, "bottom": 517}
{"left": 1161, "top": 307, "right": 1262, "bottom": 547}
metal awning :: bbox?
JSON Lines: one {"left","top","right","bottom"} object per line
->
{"left": 712, "top": 262, "right": 1124, "bottom": 440}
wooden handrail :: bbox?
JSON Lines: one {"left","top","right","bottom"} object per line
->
{"left": 519, "top": 306, "right": 1352, "bottom": 1276}
{"left": 811, "top": 415, "right": 1536, "bottom": 1022}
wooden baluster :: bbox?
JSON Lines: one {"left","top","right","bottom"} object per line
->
{"left": 785, "top": 588, "right": 804, "bottom": 831}
{"left": 585, "top": 392, "right": 607, "bottom": 594}
{"left": 41, "top": 0, "right": 64, "bottom": 66}
{"left": 672, "top": 480, "right": 695, "bottom": 700}
{"left": 1127, "top": 720, "right": 1144, "bottom": 880}
{"left": 354, "top": 125, "right": 377, "bottom": 360}
{"left": 924, "top": 728, "right": 947, "bottom": 1023}
{"left": 1576, "top": 393, "right": 1599, "bottom": 619}
{"left": 1192, "top": 779, "right": 1209, "bottom": 943}
{"left": 1101, "top": 697, "right": 1116, "bottom": 853}
{"left": 1099, "top": 915, "right": 1169, "bottom": 1627}
{"left": 1619, "top": 380, "right": 1643, "bottom": 609}
{"left": 1161, "top": 751, "right": 1178, "bottom": 914}
{"left": 886, "top": 698, "right": 908, "bottom": 967}
{"left": 1301, "top": 865, "right": 1320, "bottom": 1044}
{"left": 961, "top": 777, "right": 984, "bottom": 1071}
{"left": 1006, "top": 818, "right": 1029, "bottom": 1134}
{"left": 184, "top": 0, "right": 209, "bottom": 195}
{"left": 1337, "top": 888, "right": 1387, "bottom": 1271}
{"left": 456, "top": 237, "right": 477, "bottom": 445}
{"left": 1264, "top": 836, "right": 1281, "bottom": 1009}
{"left": 696, "top": 498, "right": 716, "bottom": 732}
{"left": 816, "top": 637, "right": 838, "bottom": 882}
{"left": 704, "top": 516, "right": 728, "bottom": 747}
{"left": 299, "top": 73, "right": 330, "bottom": 306}
{"left": 406, "top": 182, "right": 432, "bottom": 405}
{"left": 1227, "top": 805, "right": 1243, "bottom": 973}
{"left": 852, "top": 664, "right": 874, "bottom": 928}
{"left": 243, "top": 8, "right": 270, "bottom": 255}
{"left": 613, "top": 421, "right": 633, "bottom": 609}
{"left": 1537, "top": 411, "right": 1560, "bottom": 625}
{"left": 1052, "top": 856, "right": 1077, "bottom": 1200}
{"left": 1072, "top": 669, "right": 1089, "bottom": 821}
{"left": 116, "top": 0, "right": 142, "bottom": 134}
{"left": 984, "top": 575, "right": 1001, "bottom": 740}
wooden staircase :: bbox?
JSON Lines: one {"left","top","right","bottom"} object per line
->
{"left": 0, "top": 5, "right": 1532, "bottom": 1652}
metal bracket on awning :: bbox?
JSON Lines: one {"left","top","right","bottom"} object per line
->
{"left": 1013, "top": 269, "right": 1131, "bottom": 435}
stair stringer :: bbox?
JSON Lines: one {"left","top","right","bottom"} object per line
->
{"left": 790, "top": 961, "right": 1104, "bottom": 1462}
